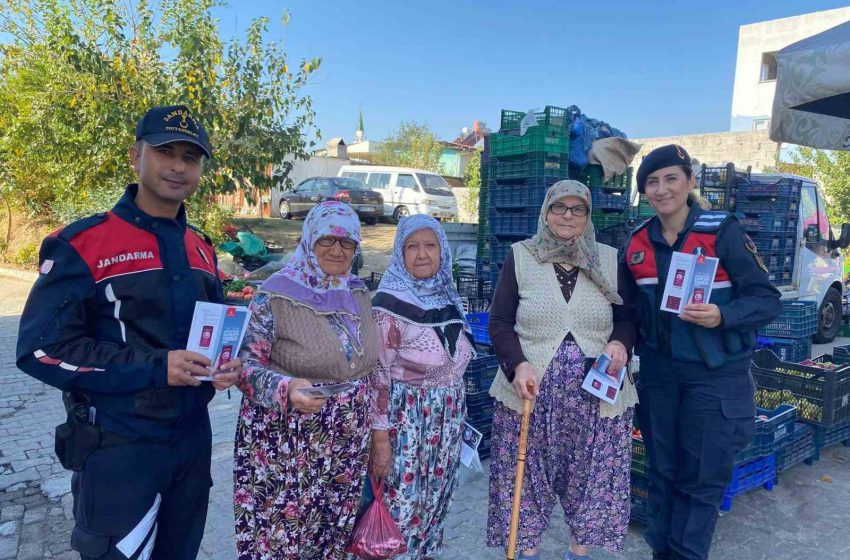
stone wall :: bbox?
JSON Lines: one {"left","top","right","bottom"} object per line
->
{"left": 630, "top": 129, "right": 780, "bottom": 179}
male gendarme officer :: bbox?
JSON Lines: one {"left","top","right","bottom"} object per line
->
{"left": 620, "top": 144, "right": 781, "bottom": 560}
{"left": 17, "top": 105, "right": 242, "bottom": 560}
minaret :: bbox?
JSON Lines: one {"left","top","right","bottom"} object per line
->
{"left": 355, "top": 110, "right": 365, "bottom": 142}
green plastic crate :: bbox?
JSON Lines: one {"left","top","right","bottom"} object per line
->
{"left": 490, "top": 126, "right": 570, "bottom": 159}
{"left": 579, "top": 165, "right": 633, "bottom": 192}
{"left": 500, "top": 106, "right": 569, "bottom": 131}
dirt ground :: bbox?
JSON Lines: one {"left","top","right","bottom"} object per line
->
{"left": 232, "top": 216, "right": 397, "bottom": 275}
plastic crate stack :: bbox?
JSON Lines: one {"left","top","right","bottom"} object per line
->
{"left": 698, "top": 162, "right": 752, "bottom": 212}
{"left": 752, "top": 345, "right": 850, "bottom": 463}
{"left": 775, "top": 422, "right": 817, "bottom": 471}
{"left": 755, "top": 300, "right": 817, "bottom": 365}
{"left": 463, "top": 354, "right": 500, "bottom": 459}
{"left": 487, "top": 107, "right": 571, "bottom": 287}
{"left": 736, "top": 176, "right": 802, "bottom": 286}
{"left": 630, "top": 434, "right": 649, "bottom": 524}
{"left": 578, "top": 165, "right": 634, "bottom": 249}
{"left": 476, "top": 135, "right": 491, "bottom": 281}
{"left": 632, "top": 195, "right": 656, "bottom": 222}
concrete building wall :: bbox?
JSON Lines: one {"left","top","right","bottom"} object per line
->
{"left": 629, "top": 130, "right": 780, "bottom": 197}
{"left": 730, "top": 7, "right": 850, "bottom": 131}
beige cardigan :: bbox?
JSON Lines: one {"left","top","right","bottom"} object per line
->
{"left": 488, "top": 242, "right": 638, "bottom": 417}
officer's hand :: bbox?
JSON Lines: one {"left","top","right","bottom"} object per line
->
{"left": 512, "top": 362, "right": 539, "bottom": 401}
{"left": 368, "top": 430, "right": 393, "bottom": 479}
{"left": 167, "top": 350, "right": 211, "bottom": 387}
{"left": 211, "top": 357, "right": 242, "bottom": 391}
{"left": 680, "top": 303, "right": 723, "bottom": 328}
{"left": 602, "top": 340, "right": 629, "bottom": 376}
{"left": 287, "top": 378, "right": 328, "bottom": 414}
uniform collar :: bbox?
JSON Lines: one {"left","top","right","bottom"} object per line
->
{"left": 112, "top": 184, "right": 188, "bottom": 231}
{"left": 648, "top": 201, "right": 703, "bottom": 246}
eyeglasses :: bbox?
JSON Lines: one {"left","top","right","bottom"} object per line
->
{"left": 315, "top": 236, "right": 358, "bottom": 250}
{"left": 548, "top": 202, "right": 589, "bottom": 217}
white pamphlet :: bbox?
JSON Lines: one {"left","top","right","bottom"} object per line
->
{"left": 581, "top": 352, "right": 627, "bottom": 405}
{"left": 460, "top": 421, "right": 484, "bottom": 467}
{"left": 660, "top": 251, "right": 720, "bottom": 314}
{"left": 297, "top": 382, "right": 355, "bottom": 398}
{"left": 186, "top": 302, "right": 251, "bottom": 381}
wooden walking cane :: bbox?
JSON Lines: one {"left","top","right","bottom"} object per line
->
{"left": 506, "top": 381, "right": 535, "bottom": 560}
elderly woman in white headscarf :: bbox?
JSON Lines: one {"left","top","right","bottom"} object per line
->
{"left": 367, "top": 214, "right": 476, "bottom": 559}
{"left": 485, "top": 180, "right": 638, "bottom": 560}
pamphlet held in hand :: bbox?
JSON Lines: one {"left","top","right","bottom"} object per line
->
{"left": 297, "top": 382, "right": 356, "bottom": 399}
{"left": 186, "top": 302, "right": 251, "bottom": 381}
{"left": 660, "top": 251, "right": 719, "bottom": 314}
{"left": 581, "top": 352, "right": 627, "bottom": 405}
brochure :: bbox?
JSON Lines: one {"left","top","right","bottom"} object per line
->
{"left": 186, "top": 302, "right": 251, "bottom": 381}
{"left": 659, "top": 251, "right": 720, "bottom": 314}
{"left": 460, "top": 421, "right": 484, "bottom": 468}
{"left": 581, "top": 352, "right": 627, "bottom": 405}
{"left": 297, "top": 382, "right": 356, "bottom": 399}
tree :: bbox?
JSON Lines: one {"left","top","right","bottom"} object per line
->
{"left": 462, "top": 151, "right": 481, "bottom": 220}
{"left": 789, "top": 147, "right": 850, "bottom": 226}
{"left": 376, "top": 122, "right": 444, "bottom": 173}
{"left": 0, "top": 0, "right": 320, "bottom": 243}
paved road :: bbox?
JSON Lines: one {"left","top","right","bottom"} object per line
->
{"left": 1, "top": 275, "right": 849, "bottom": 559}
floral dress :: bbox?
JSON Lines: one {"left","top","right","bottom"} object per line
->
{"left": 233, "top": 293, "right": 372, "bottom": 560}
{"left": 369, "top": 309, "right": 474, "bottom": 559}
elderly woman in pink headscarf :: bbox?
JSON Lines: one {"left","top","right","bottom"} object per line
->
{"left": 232, "top": 201, "right": 380, "bottom": 560}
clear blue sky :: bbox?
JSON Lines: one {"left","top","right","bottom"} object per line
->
{"left": 212, "top": 1, "right": 850, "bottom": 144}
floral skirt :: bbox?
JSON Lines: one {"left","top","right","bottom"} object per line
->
{"left": 380, "top": 380, "right": 465, "bottom": 559}
{"left": 233, "top": 377, "right": 370, "bottom": 560}
{"left": 486, "top": 340, "right": 633, "bottom": 553}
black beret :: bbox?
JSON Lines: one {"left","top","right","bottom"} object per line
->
{"left": 636, "top": 144, "right": 691, "bottom": 193}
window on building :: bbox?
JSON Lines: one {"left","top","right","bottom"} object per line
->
{"left": 760, "top": 52, "right": 778, "bottom": 82}
{"left": 753, "top": 118, "right": 770, "bottom": 131}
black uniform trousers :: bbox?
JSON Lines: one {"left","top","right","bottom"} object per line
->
{"left": 69, "top": 414, "right": 213, "bottom": 560}
{"left": 636, "top": 352, "right": 755, "bottom": 560}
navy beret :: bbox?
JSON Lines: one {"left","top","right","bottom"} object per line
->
{"left": 636, "top": 144, "right": 691, "bottom": 193}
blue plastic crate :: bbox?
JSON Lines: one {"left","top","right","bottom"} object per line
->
{"left": 489, "top": 237, "right": 514, "bottom": 267}
{"left": 739, "top": 213, "right": 799, "bottom": 236}
{"left": 591, "top": 189, "right": 630, "bottom": 213}
{"left": 466, "top": 391, "right": 496, "bottom": 423}
{"left": 807, "top": 420, "right": 850, "bottom": 462}
{"left": 596, "top": 223, "right": 631, "bottom": 249}
{"left": 722, "top": 454, "right": 777, "bottom": 512}
{"left": 464, "top": 353, "right": 498, "bottom": 394}
{"left": 832, "top": 344, "right": 850, "bottom": 366}
{"left": 735, "top": 404, "right": 797, "bottom": 463}
{"left": 738, "top": 178, "right": 803, "bottom": 200}
{"left": 488, "top": 209, "right": 539, "bottom": 237}
{"left": 776, "top": 422, "right": 816, "bottom": 471}
{"left": 737, "top": 196, "right": 799, "bottom": 216}
{"left": 465, "top": 313, "right": 492, "bottom": 347}
{"left": 756, "top": 336, "right": 812, "bottom": 363}
{"left": 489, "top": 183, "right": 551, "bottom": 210}
{"left": 751, "top": 233, "right": 797, "bottom": 253}
{"left": 630, "top": 471, "right": 649, "bottom": 524}
{"left": 759, "top": 301, "right": 818, "bottom": 337}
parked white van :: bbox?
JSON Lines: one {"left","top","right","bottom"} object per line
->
{"left": 337, "top": 165, "right": 459, "bottom": 222}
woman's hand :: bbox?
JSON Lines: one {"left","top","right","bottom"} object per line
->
{"left": 512, "top": 362, "right": 539, "bottom": 401}
{"left": 287, "top": 378, "right": 328, "bottom": 414}
{"left": 680, "top": 303, "right": 723, "bottom": 328}
{"left": 602, "top": 341, "right": 629, "bottom": 375}
{"left": 212, "top": 357, "right": 242, "bottom": 391}
{"left": 368, "top": 430, "right": 393, "bottom": 479}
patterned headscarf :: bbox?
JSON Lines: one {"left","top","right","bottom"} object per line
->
{"left": 521, "top": 180, "right": 622, "bottom": 305}
{"left": 261, "top": 201, "right": 366, "bottom": 343}
{"left": 373, "top": 215, "right": 473, "bottom": 361}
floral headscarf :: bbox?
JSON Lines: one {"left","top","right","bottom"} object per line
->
{"left": 373, "top": 215, "right": 473, "bottom": 361}
{"left": 261, "top": 201, "right": 366, "bottom": 344}
{"left": 521, "top": 180, "right": 622, "bottom": 305}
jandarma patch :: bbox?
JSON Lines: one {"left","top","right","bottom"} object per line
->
{"left": 40, "top": 259, "right": 54, "bottom": 274}
{"left": 630, "top": 251, "right": 644, "bottom": 265}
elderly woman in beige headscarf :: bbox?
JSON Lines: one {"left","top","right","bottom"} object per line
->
{"left": 485, "top": 180, "right": 638, "bottom": 560}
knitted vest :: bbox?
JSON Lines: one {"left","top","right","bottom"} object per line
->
{"left": 489, "top": 242, "right": 638, "bottom": 417}
{"left": 267, "top": 290, "right": 379, "bottom": 383}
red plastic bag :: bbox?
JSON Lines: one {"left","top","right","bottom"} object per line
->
{"left": 346, "top": 477, "right": 408, "bottom": 560}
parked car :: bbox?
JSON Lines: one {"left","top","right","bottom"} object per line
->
{"left": 337, "top": 165, "right": 459, "bottom": 222}
{"left": 278, "top": 177, "right": 385, "bottom": 225}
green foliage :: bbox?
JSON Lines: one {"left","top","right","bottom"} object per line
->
{"left": 462, "top": 151, "right": 481, "bottom": 219}
{"left": 0, "top": 0, "right": 320, "bottom": 230}
{"left": 9, "top": 241, "right": 39, "bottom": 267}
{"left": 790, "top": 147, "right": 850, "bottom": 227}
{"left": 185, "top": 195, "right": 234, "bottom": 247}
{"left": 376, "top": 122, "right": 444, "bottom": 173}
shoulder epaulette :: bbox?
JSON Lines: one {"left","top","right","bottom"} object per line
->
{"left": 691, "top": 210, "right": 733, "bottom": 232}
{"left": 55, "top": 212, "right": 109, "bottom": 242}
{"left": 188, "top": 224, "right": 214, "bottom": 246}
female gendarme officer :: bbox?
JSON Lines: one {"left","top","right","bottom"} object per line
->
{"left": 621, "top": 145, "right": 781, "bottom": 560}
